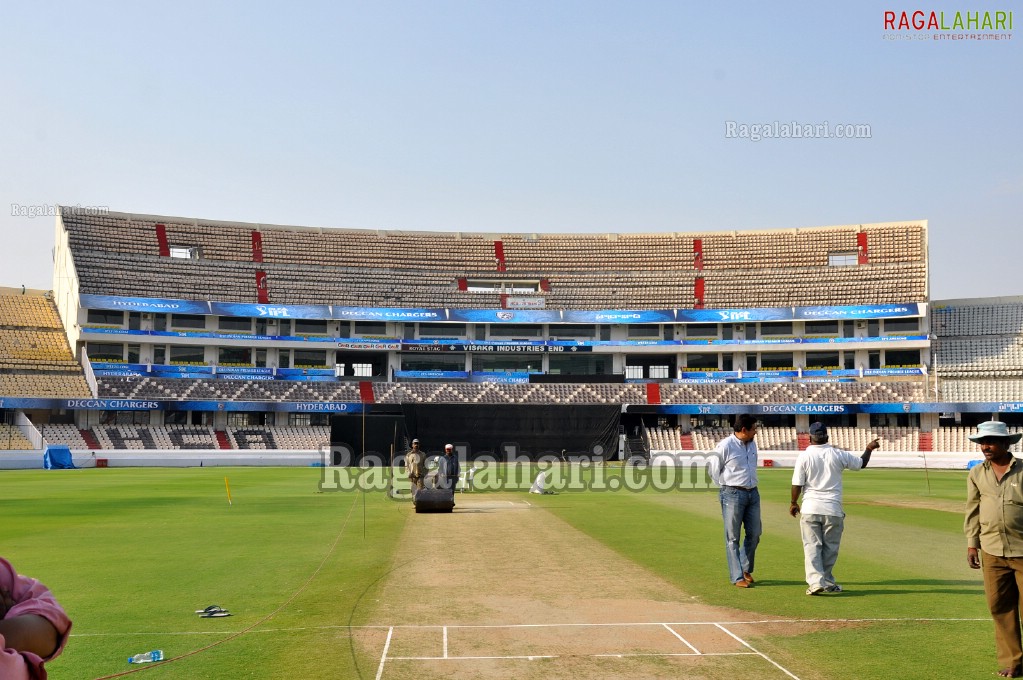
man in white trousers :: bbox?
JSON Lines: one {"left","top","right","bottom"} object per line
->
{"left": 790, "top": 422, "right": 879, "bottom": 595}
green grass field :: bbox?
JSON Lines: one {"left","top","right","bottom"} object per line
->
{"left": 0, "top": 465, "right": 992, "bottom": 679}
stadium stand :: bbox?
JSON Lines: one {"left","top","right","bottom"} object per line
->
{"left": 0, "top": 288, "right": 91, "bottom": 398}
{"left": 0, "top": 424, "right": 33, "bottom": 450}
{"left": 62, "top": 211, "right": 927, "bottom": 309}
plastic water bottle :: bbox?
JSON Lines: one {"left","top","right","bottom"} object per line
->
{"left": 128, "top": 650, "right": 164, "bottom": 664}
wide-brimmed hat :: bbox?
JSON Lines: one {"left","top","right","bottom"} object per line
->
{"left": 968, "top": 421, "right": 1023, "bottom": 444}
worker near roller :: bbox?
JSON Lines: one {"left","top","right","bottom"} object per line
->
{"left": 405, "top": 438, "right": 425, "bottom": 491}
{"left": 438, "top": 444, "right": 461, "bottom": 492}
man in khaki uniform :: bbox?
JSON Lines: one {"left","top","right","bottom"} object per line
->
{"left": 965, "top": 421, "right": 1023, "bottom": 678}
{"left": 406, "top": 438, "right": 425, "bottom": 492}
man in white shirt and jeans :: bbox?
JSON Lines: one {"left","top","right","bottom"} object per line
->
{"left": 709, "top": 414, "right": 762, "bottom": 588}
{"left": 790, "top": 422, "right": 879, "bottom": 595}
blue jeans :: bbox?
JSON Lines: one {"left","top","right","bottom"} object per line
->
{"left": 719, "top": 486, "right": 762, "bottom": 584}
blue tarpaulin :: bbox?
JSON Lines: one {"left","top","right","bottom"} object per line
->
{"left": 43, "top": 445, "right": 77, "bottom": 469}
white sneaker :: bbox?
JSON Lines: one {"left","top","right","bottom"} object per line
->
{"left": 806, "top": 585, "right": 825, "bottom": 596}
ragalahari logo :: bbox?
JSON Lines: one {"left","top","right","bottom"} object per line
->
{"left": 883, "top": 10, "right": 1013, "bottom": 41}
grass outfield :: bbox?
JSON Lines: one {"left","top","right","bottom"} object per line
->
{"left": 0, "top": 465, "right": 991, "bottom": 679}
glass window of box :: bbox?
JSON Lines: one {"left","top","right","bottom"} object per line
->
{"left": 169, "top": 345, "right": 205, "bottom": 364}
{"left": 353, "top": 322, "right": 387, "bottom": 337}
{"left": 805, "top": 351, "right": 840, "bottom": 368}
{"left": 627, "top": 325, "right": 660, "bottom": 338}
{"left": 294, "top": 350, "right": 328, "bottom": 368}
{"left": 154, "top": 314, "right": 167, "bottom": 331}
{"left": 549, "top": 325, "right": 596, "bottom": 339}
{"left": 804, "top": 320, "right": 839, "bottom": 335}
{"left": 883, "top": 317, "right": 920, "bottom": 334}
{"left": 419, "top": 323, "right": 466, "bottom": 338}
{"left": 295, "top": 319, "right": 329, "bottom": 335}
{"left": 401, "top": 354, "right": 466, "bottom": 372}
{"left": 472, "top": 355, "right": 541, "bottom": 373}
{"left": 289, "top": 413, "right": 329, "bottom": 426}
{"left": 760, "top": 352, "right": 793, "bottom": 369}
{"left": 684, "top": 353, "right": 718, "bottom": 370}
{"left": 884, "top": 349, "right": 921, "bottom": 366}
{"left": 760, "top": 322, "right": 792, "bottom": 336}
{"left": 548, "top": 354, "right": 611, "bottom": 375}
{"left": 218, "top": 347, "right": 253, "bottom": 365}
{"left": 171, "top": 314, "right": 206, "bottom": 330}
{"left": 153, "top": 345, "right": 166, "bottom": 365}
{"left": 686, "top": 324, "right": 718, "bottom": 338}
{"left": 127, "top": 344, "right": 141, "bottom": 363}
{"left": 86, "top": 343, "right": 123, "bottom": 362}
{"left": 219, "top": 316, "right": 252, "bottom": 332}
{"left": 86, "top": 309, "right": 123, "bottom": 326}
{"left": 489, "top": 324, "right": 542, "bottom": 339}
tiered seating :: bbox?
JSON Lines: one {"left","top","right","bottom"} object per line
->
{"left": 933, "top": 426, "right": 1023, "bottom": 453}
{"left": 0, "top": 291, "right": 63, "bottom": 328}
{"left": 939, "top": 380, "right": 1023, "bottom": 402}
{"left": 932, "top": 303, "right": 1023, "bottom": 337}
{"left": 0, "top": 289, "right": 92, "bottom": 398}
{"left": 0, "top": 424, "right": 33, "bottom": 450}
{"left": 661, "top": 381, "right": 924, "bottom": 405}
{"left": 91, "top": 425, "right": 219, "bottom": 449}
{"left": 688, "top": 426, "right": 918, "bottom": 452}
{"left": 226, "top": 426, "right": 330, "bottom": 449}
{"left": 63, "top": 210, "right": 927, "bottom": 310}
{"left": 97, "top": 377, "right": 363, "bottom": 402}
{"left": 647, "top": 426, "right": 683, "bottom": 450}
{"left": 41, "top": 424, "right": 90, "bottom": 449}
{"left": 934, "top": 336, "right": 1023, "bottom": 377}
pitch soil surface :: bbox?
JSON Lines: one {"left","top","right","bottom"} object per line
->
{"left": 355, "top": 496, "right": 838, "bottom": 679}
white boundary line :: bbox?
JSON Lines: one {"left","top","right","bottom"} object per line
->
{"left": 715, "top": 623, "right": 800, "bottom": 680}
{"left": 68, "top": 616, "right": 990, "bottom": 637}
{"left": 374, "top": 626, "right": 392, "bottom": 680}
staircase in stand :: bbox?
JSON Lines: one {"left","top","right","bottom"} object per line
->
{"left": 796, "top": 433, "right": 811, "bottom": 451}
{"left": 80, "top": 429, "right": 102, "bottom": 450}
{"left": 215, "top": 431, "right": 233, "bottom": 449}
{"left": 680, "top": 433, "right": 695, "bottom": 450}
{"left": 918, "top": 431, "right": 933, "bottom": 452}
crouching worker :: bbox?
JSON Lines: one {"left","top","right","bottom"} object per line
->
{"left": 1, "top": 556, "right": 72, "bottom": 679}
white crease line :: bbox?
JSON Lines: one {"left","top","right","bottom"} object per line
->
{"left": 662, "top": 623, "right": 701, "bottom": 654}
{"left": 443, "top": 626, "right": 448, "bottom": 659}
{"left": 715, "top": 623, "right": 800, "bottom": 680}
{"left": 389, "top": 655, "right": 556, "bottom": 660}
{"left": 374, "top": 627, "right": 392, "bottom": 680}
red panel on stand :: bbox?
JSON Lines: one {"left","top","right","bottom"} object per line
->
{"left": 252, "top": 231, "right": 264, "bottom": 263}
{"left": 155, "top": 224, "right": 170, "bottom": 257}
{"left": 646, "top": 382, "right": 661, "bottom": 405}
{"left": 256, "top": 270, "right": 269, "bottom": 303}
{"left": 457, "top": 278, "right": 468, "bottom": 291}
{"left": 694, "top": 277, "right": 705, "bottom": 309}
{"left": 857, "top": 232, "right": 869, "bottom": 264}
{"left": 694, "top": 238, "right": 703, "bottom": 270}
{"left": 494, "top": 240, "right": 506, "bottom": 271}
{"left": 358, "top": 381, "right": 375, "bottom": 403}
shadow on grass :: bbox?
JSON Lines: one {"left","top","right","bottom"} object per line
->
{"left": 818, "top": 578, "right": 983, "bottom": 596}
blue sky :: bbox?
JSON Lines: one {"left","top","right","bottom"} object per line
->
{"left": 1, "top": 2, "right": 1018, "bottom": 301}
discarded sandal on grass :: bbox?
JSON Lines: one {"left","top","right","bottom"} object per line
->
{"left": 195, "top": 605, "right": 229, "bottom": 616}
